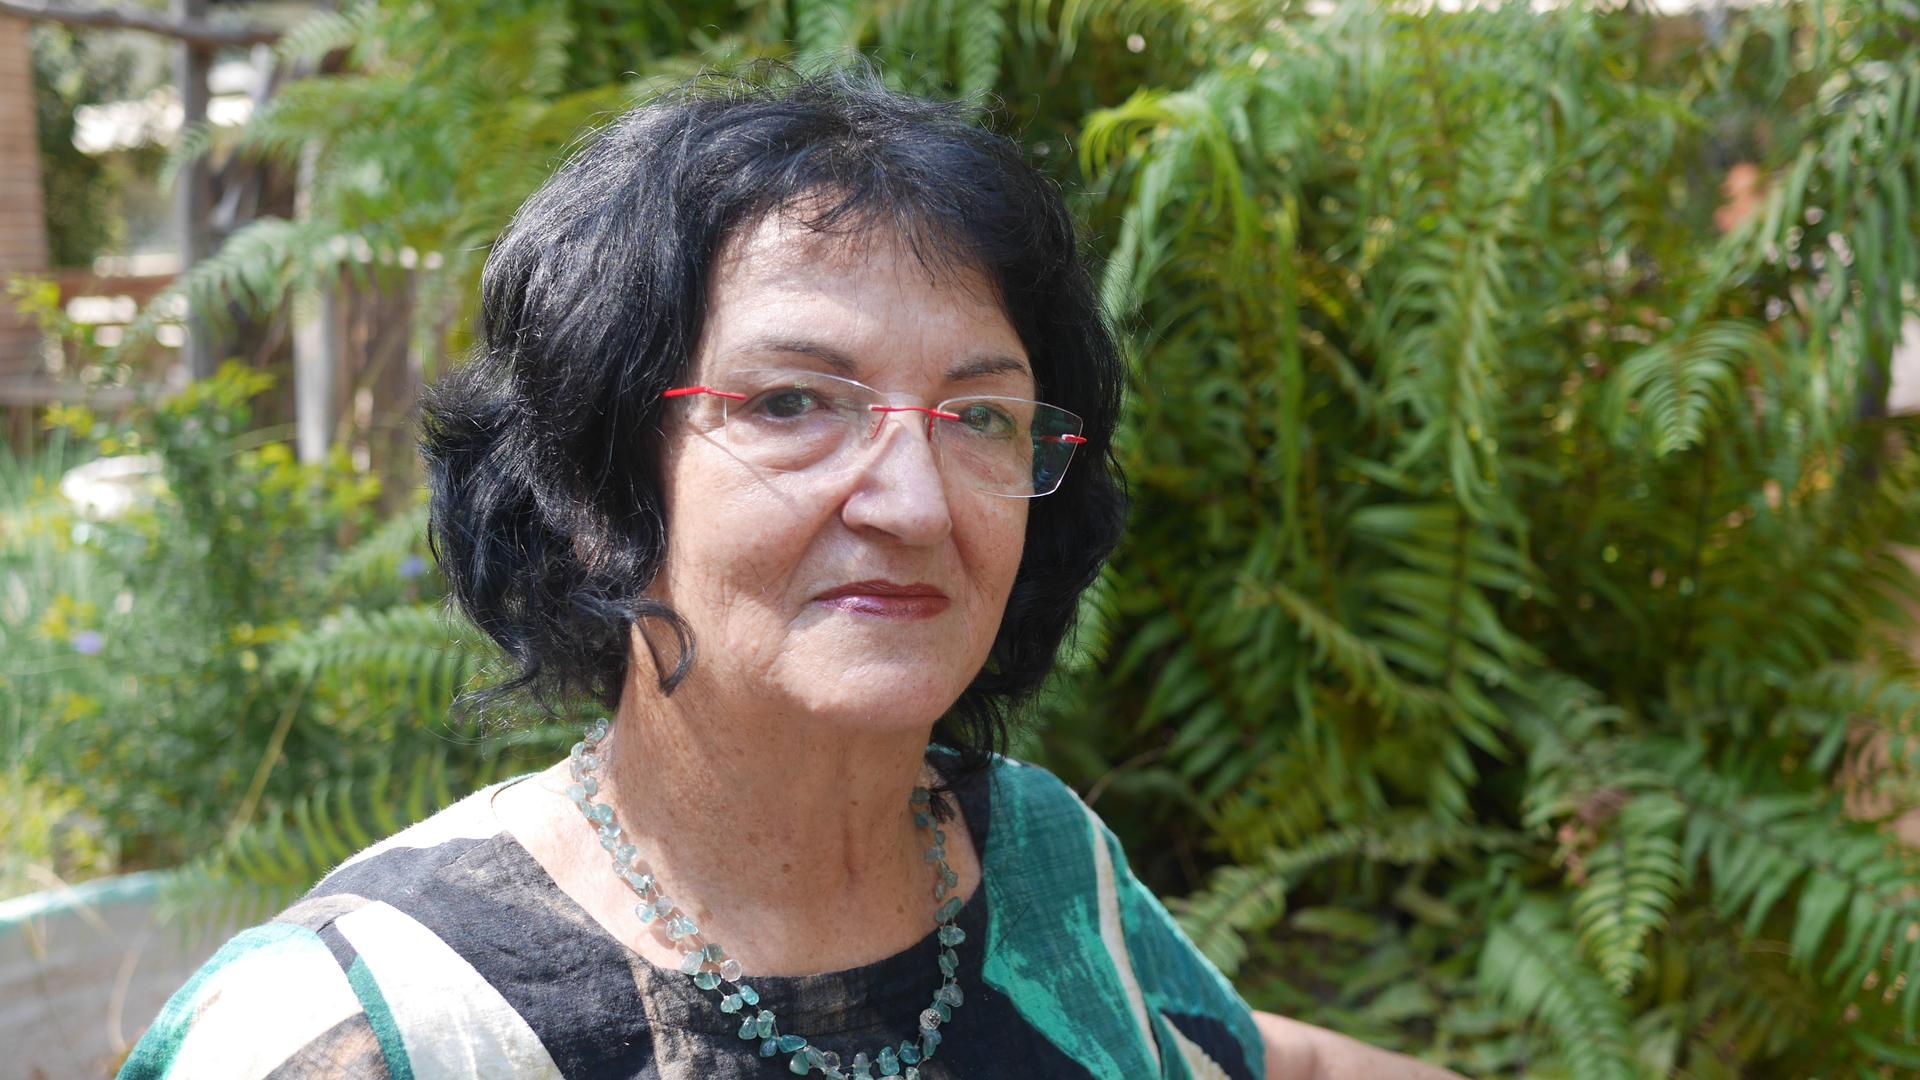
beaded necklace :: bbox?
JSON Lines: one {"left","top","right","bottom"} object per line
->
{"left": 567, "top": 718, "right": 967, "bottom": 1077}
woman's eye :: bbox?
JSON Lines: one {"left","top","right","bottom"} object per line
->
{"left": 758, "top": 389, "right": 820, "bottom": 418}
{"left": 956, "top": 403, "right": 1016, "bottom": 437}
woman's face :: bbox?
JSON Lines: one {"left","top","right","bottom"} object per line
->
{"left": 646, "top": 214, "right": 1031, "bottom": 728}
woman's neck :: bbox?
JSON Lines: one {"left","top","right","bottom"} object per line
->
{"left": 567, "top": 668, "right": 957, "bottom": 974}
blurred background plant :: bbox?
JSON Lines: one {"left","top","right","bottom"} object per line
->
{"left": 5, "top": 0, "right": 1920, "bottom": 1076}
{"left": 0, "top": 360, "right": 551, "bottom": 915}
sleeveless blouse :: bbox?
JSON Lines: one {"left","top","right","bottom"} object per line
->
{"left": 120, "top": 751, "right": 1266, "bottom": 1079}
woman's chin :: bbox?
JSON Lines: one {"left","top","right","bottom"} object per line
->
{"left": 776, "top": 659, "right": 972, "bottom": 728}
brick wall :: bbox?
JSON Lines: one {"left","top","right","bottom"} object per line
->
{"left": 0, "top": 15, "right": 49, "bottom": 380}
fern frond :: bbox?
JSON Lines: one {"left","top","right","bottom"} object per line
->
{"left": 1674, "top": 763, "right": 1920, "bottom": 1028}
{"left": 269, "top": 603, "right": 492, "bottom": 719}
{"left": 156, "top": 752, "right": 502, "bottom": 940}
{"left": 1173, "top": 813, "right": 1514, "bottom": 976}
{"left": 1479, "top": 898, "right": 1639, "bottom": 1080}
{"left": 954, "top": 0, "right": 1009, "bottom": 100}
{"left": 274, "top": 1, "right": 376, "bottom": 65}
{"left": 159, "top": 120, "right": 219, "bottom": 190}
{"left": 1602, "top": 320, "right": 1774, "bottom": 458}
{"left": 1569, "top": 792, "right": 1687, "bottom": 995}
{"left": 794, "top": 0, "right": 861, "bottom": 61}
{"left": 322, "top": 502, "right": 432, "bottom": 599}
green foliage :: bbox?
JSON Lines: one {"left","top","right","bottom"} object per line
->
{"left": 1043, "top": 1, "right": 1920, "bottom": 1074}
{"left": 1479, "top": 899, "right": 1639, "bottom": 1080}
{"left": 157, "top": 749, "right": 514, "bottom": 933}
{"left": 0, "top": 366, "right": 554, "bottom": 892}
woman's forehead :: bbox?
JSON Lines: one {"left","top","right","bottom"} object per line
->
{"left": 698, "top": 215, "right": 1031, "bottom": 386}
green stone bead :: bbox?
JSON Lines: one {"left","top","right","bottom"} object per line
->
{"left": 589, "top": 803, "right": 613, "bottom": 826}
{"left": 739, "top": 1016, "right": 759, "bottom": 1040}
{"left": 937, "top": 925, "right": 965, "bottom": 946}
{"left": 778, "top": 1034, "right": 808, "bottom": 1052}
{"left": 898, "top": 1040, "right": 921, "bottom": 1064}
{"left": 877, "top": 1046, "right": 900, "bottom": 1075}
{"left": 693, "top": 971, "right": 721, "bottom": 990}
{"left": 937, "top": 983, "right": 963, "bottom": 1007}
{"left": 904, "top": 1068, "right": 919, "bottom": 1080}
{"left": 910, "top": 788, "right": 931, "bottom": 805}
{"left": 921, "top": 1029, "right": 941, "bottom": 1059}
{"left": 702, "top": 943, "right": 725, "bottom": 962}
{"left": 912, "top": 812, "right": 931, "bottom": 828}
{"left": 755, "top": 1010, "right": 775, "bottom": 1038}
{"left": 789, "top": 1050, "right": 812, "bottom": 1074}
{"left": 937, "top": 897, "right": 962, "bottom": 922}
{"left": 678, "top": 951, "right": 704, "bottom": 975}
{"left": 934, "top": 1001, "right": 950, "bottom": 1023}
{"left": 721, "top": 994, "right": 742, "bottom": 1014}
{"left": 938, "top": 950, "right": 957, "bottom": 977}
{"left": 740, "top": 985, "right": 759, "bottom": 1005}
{"left": 759, "top": 1037, "right": 779, "bottom": 1057}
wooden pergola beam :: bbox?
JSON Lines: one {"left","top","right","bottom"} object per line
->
{"left": 0, "top": 0, "right": 280, "bottom": 48}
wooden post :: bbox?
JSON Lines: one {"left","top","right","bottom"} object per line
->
{"left": 171, "top": 0, "right": 214, "bottom": 380}
{"left": 292, "top": 143, "right": 338, "bottom": 463}
{"left": 0, "top": 13, "right": 50, "bottom": 451}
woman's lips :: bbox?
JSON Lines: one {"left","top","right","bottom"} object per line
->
{"left": 814, "top": 581, "right": 950, "bottom": 620}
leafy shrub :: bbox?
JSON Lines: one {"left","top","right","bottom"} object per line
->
{"left": 1047, "top": 4, "right": 1920, "bottom": 1074}
{"left": 2, "top": 366, "right": 551, "bottom": 889}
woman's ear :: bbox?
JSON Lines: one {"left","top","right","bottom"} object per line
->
{"left": 627, "top": 613, "right": 693, "bottom": 695}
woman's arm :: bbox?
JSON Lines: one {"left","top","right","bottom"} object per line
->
{"left": 1253, "top": 1010, "right": 1466, "bottom": 1080}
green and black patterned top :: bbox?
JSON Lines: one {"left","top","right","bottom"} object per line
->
{"left": 120, "top": 750, "right": 1265, "bottom": 1079}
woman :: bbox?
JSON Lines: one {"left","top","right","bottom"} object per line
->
{"left": 122, "top": 68, "right": 1457, "bottom": 1080}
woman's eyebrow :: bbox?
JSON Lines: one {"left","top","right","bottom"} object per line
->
{"left": 728, "top": 336, "right": 859, "bottom": 375}
{"left": 947, "top": 354, "right": 1033, "bottom": 383}
{"left": 726, "top": 337, "right": 1030, "bottom": 383}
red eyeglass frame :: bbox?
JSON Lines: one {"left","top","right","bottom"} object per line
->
{"left": 660, "top": 386, "right": 1088, "bottom": 446}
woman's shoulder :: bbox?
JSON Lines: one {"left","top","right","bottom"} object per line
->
{"left": 942, "top": 746, "right": 1084, "bottom": 813}
{"left": 120, "top": 776, "right": 571, "bottom": 1079}
{"left": 966, "top": 751, "right": 1272, "bottom": 1080}
{"left": 117, "top": 918, "right": 396, "bottom": 1078}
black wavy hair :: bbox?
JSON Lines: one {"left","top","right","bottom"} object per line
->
{"left": 421, "top": 64, "right": 1127, "bottom": 801}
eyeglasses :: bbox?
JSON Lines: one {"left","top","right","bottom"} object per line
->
{"left": 661, "top": 368, "right": 1087, "bottom": 498}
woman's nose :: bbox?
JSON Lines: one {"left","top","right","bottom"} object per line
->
{"left": 838, "top": 410, "right": 955, "bottom": 545}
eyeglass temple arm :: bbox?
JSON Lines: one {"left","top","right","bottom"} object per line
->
{"left": 1041, "top": 434, "right": 1088, "bottom": 445}
{"left": 662, "top": 386, "right": 748, "bottom": 401}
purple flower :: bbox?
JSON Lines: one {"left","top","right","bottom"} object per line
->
{"left": 72, "top": 630, "right": 104, "bottom": 655}
{"left": 399, "top": 554, "right": 427, "bottom": 581}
